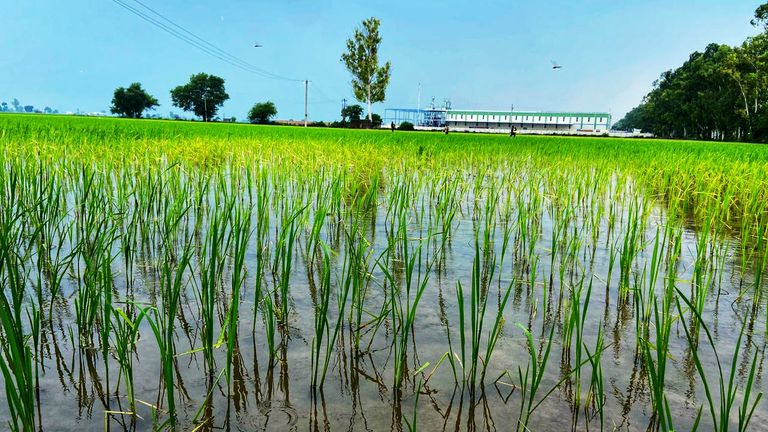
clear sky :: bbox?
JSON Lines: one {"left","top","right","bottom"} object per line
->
{"left": 1, "top": 0, "right": 763, "bottom": 122}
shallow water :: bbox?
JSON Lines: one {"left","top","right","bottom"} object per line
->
{"left": 2, "top": 165, "right": 768, "bottom": 432}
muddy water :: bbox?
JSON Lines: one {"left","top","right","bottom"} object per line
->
{"left": 8, "top": 183, "right": 768, "bottom": 432}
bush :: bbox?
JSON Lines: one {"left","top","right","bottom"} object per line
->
{"left": 398, "top": 121, "right": 415, "bottom": 131}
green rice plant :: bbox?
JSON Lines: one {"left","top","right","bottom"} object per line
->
{"left": 618, "top": 200, "right": 640, "bottom": 295}
{"left": 273, "top": 205, "right": 307, "bottom": 326}
{"left": 310, "top": 243, "right": 352, "bottom": 389}
{"left": 379, "top": 203, "right": 434, "bottom": 390}
{"left": 515, "top": 322, "right": 555, "bottom": 431}
{"left": 262, "top": 292, "right": 278, "bottom": 358}
{"left": 0, "top": 203, "right": 37, "bottom": 432}
{"left": 640, "top": 225, "right": 681, "bottom": 432}
{"left": 561, "top": 276, "right": 593, "bottom": 409}
{"left": 583, "top": 325, "right": 605, "bottom": 429}
{"left": 141, "top": 234, "right": 193, "bottom": 430}
{"left": 675, "top": 289, "right": 762, "bottom": 432}
{"left": 112, "top": 307, "right": 146, "bottom": 412}
{"left": 450, "top": 238, "right": 513, "bottom": 389}
{"left": 225, "top": 205, "right": 252, "bottom": 396}
{"left": 252, "top": 172, "right": 270, "bottom": 336}
{"left": 196, "top": 199, "right": 231, "bottom": 373}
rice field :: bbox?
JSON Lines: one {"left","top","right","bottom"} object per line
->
{"left": 1, "top": 113, "right": 768, "bottom": 431}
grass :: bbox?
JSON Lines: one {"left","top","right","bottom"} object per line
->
{"left": 0, "top": 113, "right": 767, "bottom": 430}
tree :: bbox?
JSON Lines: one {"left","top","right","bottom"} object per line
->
{"left": 23, "top": 105, "right": 34, "bottom": 113}
{"left": 0, "top": 102, "right": 7, "bottom": 112}
{"left": 371, "top": 113, "right": 382, "bottom": 127}
{"left": 170, "top": 73, "right": 229, "bottom": 122}
{"left": 341, "top": 17, "right": 391, "bottom": 122}
{"left": 110, "top": 82, "right": 159, "bottom": 119}
{"left": 44, "top": 107, "right": 52, "bottom": 114}
{"left": 11, "top": 98, "right": 21, "bottom": 112}
{"left": 248, "top": 101, "right": 277, "bottom": 124}
{"left": 752, "top": 2, "right": 768, "bottom": 31}
{"left": 341, "top": 104, "right": 364, "bottom": 123}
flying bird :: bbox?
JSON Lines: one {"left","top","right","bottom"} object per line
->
{"left": 551, "top": 61, "right": 563, "bottom": 70}
{"left": 254, "top": 43, "right": 263, "bottom": 48}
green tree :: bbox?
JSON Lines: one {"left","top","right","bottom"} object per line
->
{"left": 370, "top": 113, "right": 382, "bottom": 127}
{"left": 341, "top": 104, "right": 364, "bottom": 123}
{"left": 341, "top": 17, "right": 391, "bottom": 122}
{"left": 248, "top": 101, "right": 277, "bottom": 124}
{"left": 752, "top": 2, "right": 768, "bottom": 30}
{"left": 170, "top": 73, "right": 229, "bottom": 122}
{"left": 110, "top": 82, "right": 159, "bottom": 119}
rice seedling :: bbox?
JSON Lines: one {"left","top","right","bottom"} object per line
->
{"left": 0, "top": 200, "right": 38, "bottom": 432}
{"left": 676, "top": 289, "right": 762, "bottom": 432}
{"left": 449, "top": 238, "right": 513, "bottom": 389}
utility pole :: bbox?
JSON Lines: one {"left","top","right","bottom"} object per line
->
{"left": 417, "top": 83, "right": 421, "bottom": 111}
{"left": 304, "top": 79, "right": 309, "bottom": 127}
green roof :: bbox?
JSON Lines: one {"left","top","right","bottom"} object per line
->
{"left": 448, "top": 110, "right": 610, "bottom": 118}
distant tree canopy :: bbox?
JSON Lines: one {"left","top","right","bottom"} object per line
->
{"left": 110, "top": 83, "right": 159, "bottom": 119}
{"left": 341, "top": 104, "right": 364, "bottom": 123}
{"left": 398, "top": 121, "right": 415, "bottom": 131}
{"left": 341, "top": 17, "right": 391, "bottom": 122}
{"left": 170, "top": 73, "right": 229, "bottom": 122}
{"left": 248, "top": 101, "right": 277, "bottom": 124}
{"left": 615, "top": 3, "right": 768, "bottom": 142}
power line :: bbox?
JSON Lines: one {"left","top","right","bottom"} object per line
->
{"left": 111, "top": 0, "right": 302, "bottom": 82}
{"left": 112, "top": 0, "right": 346, "bottom": 120}
{"left": 130, "top": 0, "right": 300, "bottom": 82}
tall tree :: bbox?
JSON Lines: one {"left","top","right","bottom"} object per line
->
{"left": 0, "top": 102, "right": 7, "bottom": 112}
{"left": 11, "top": 99, "right": 21, "bottom": 113}
{"left": 110, "top": 83, "right": 159, "bottom": 119}
{"left": 170, "top": 73, "right": 229, "bottom": 122}
{"left": 341, "top": 17, "right": 391, "bottom": 122}
{"left": 247, "top": 101, "right": 277, "bottom": 124}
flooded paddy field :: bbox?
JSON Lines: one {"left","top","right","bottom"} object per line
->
{"left": 1, "top": 114, "right": 768, "bottom": 431}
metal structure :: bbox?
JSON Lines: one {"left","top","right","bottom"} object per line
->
{"left": 384, "top": 98, "right": 452, "bottom": 128}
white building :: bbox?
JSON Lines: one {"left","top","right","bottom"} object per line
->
{"left": 445, "top": 110, "right": 611, "bottom": 134}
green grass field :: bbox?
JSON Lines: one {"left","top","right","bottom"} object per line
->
{"left": 0, "top": 113, "right": 767, "bottom": 431}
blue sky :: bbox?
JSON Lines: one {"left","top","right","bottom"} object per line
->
{"left": 1, "top": 0, "right": 763, "bottom": 121}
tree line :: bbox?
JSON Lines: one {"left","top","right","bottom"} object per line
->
{"left": 109, "top": 73, "right": 274, "bottom": 124}
{"left": 0, "top": 98, "right": 58, "bottom": 114}
{"left": 111, "top": 16, "right": 391, "bottom": 126}
{"left": 614, "top": 3, "right": 768, "bottom": 142}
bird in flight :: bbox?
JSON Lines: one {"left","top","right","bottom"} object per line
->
{"left": 551, "top": 61, "right": 563, "bottom": 70}
{"left": 254, "top": 43, "right": 263, "bottom": 48}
